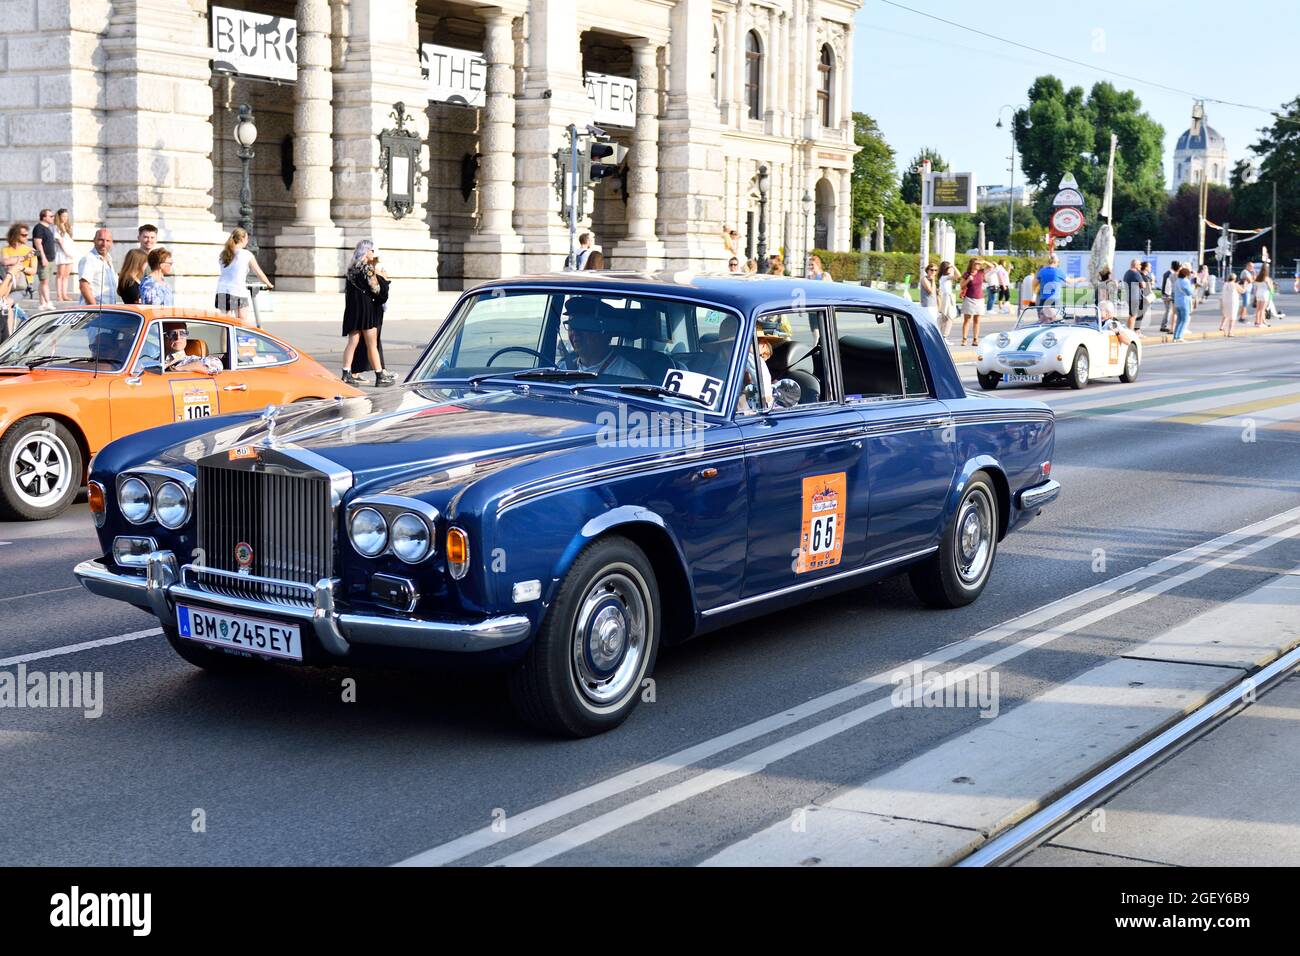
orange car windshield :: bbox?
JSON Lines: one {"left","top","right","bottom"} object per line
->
{"left": 0, "top": 309, "right": 142, "bottom": 372}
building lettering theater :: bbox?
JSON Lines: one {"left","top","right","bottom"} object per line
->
{"left": 1, "top": 0, "right": 860, "bottom": 294}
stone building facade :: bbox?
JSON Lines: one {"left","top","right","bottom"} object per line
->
{"left": 0, "top": 0, "right": 860, "bottom": 296}
{"left": 1172, "top": 112, "right": 1229, "bottom": 192}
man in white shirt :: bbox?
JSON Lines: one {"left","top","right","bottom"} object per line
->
{"left": 78, "top": 229, "right": 118, "bottom": 305}
{"left": 566, "top": 232, "right": 595, "bottom": 270}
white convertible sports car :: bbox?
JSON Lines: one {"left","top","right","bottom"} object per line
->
{"left": 975, "top": 304, "right": 1142, "bottom": 390}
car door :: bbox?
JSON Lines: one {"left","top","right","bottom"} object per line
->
{"left": 736, "top": 307, "right": 869, "bottom": 598}
{"left": 226, "top": 326, "right": 305, "bottom": 410}
{"left": 834, "top": 307, "right": 956, "bottom": 567}
{"left": 107, "top": 320, "right": 225, "bottom": 439}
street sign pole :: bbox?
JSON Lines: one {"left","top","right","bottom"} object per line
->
{"left": 918, "top": 159, "right": 931, "bottom": 280}
{"left": 567, "top": 123, "right": 579, "bottom": 270}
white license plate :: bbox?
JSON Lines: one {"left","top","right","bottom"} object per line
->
{"left": 176, "top": 604, "right": 303, "bottom": 662}
{"left": 1004, "top": 372, "right": 1042, "bottom": 383}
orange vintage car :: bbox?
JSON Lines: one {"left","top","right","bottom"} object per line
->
{"left": 0, "top": 305, "right": 360, "bottom": 519}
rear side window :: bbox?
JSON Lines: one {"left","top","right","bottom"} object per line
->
{"left": 235, "top": 330, "right": 294, "bottom": 368}
{"left": 834, "top": 310, "right": 929, "bottom": 399}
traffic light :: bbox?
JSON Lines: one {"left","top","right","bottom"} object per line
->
{"left": 584, "top": 137, "right": 627, "bottom": 182}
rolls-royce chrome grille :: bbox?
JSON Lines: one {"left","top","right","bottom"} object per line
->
{"left": 196, "top": 464, "right": 333, "bottom": 606}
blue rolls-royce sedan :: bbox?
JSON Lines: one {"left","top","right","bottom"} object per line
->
{"left": 75, "top": 273, "right": 1059, "bottom": 736}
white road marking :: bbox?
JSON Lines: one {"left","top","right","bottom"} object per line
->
{"left": 0, "top": 585, "right": 81, "bottom": 604}
{"left": 488, "top": 517, "right": 1300, "bottom": 867}
{"left": 396, "top": 503, "right": 1300, "bottom": 867}
{"left": 0, "top": 628, "right": 161, "bottom": 668}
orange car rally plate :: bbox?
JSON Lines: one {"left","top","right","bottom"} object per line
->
{"left": 170, "top": 379, "right": 218, "bottom": 423}
{"left": 796, "top": 472, "right": 847, "bottom": 574}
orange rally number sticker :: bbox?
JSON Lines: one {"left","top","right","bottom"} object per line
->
{"left": 170, "top": 379, "right": 217, "bottom": 423}
{"left": 1109, "top": 336, "right": 1120, "bottom": 363}
{"left": 796, "top": 472, "right": 847, "bottom": 574}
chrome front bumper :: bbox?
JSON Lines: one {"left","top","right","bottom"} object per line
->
{"left": 1015, "top": 478, "right": 1061, "bottom": 513}
{"left": 74, "top": 551, "right": 532, "bottom": 656}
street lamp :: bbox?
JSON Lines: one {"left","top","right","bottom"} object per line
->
{"left": 801, "top": 189, "right": 813, "bottom": 276}
{"left": 996, "top": 104, "right": 1028, "bottom": 251}
{"left": 233, "top": 103, "right": 259, "bottom": 254}
{"left": 756, "top": 164, "right": 770, "bottom": 266}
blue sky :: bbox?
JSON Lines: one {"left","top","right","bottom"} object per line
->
{"left": 851, "top": 0, "right": 1296, "bottom": 191}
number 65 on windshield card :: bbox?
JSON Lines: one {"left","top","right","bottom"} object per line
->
{"left": 796, "top": 472, "right": 846, "bottom": 574}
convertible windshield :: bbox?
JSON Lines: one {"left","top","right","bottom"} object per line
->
{"left": 0, "top": 310, "right": 142, "bottom": 372}
{"left": 1015, "top": 306, "right": 1101, "bottom": 331}
{"left": 413, "top": 289, "right": 741, "bottom": 412}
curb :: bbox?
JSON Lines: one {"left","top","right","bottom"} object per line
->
{"left": 948, "top": 319, "right": 1298, "bottom": 365}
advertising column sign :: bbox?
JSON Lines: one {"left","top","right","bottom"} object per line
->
{"left": 210, "top": 6, "right": 297, "bottom": 81}
{"left": 584, "top": 73, "right": 638, "bottom": 128}
{"left": 923, "top": 172, "right": 977, "bottom": 213}
{"left": 422, "top": 44, "right": 487, "bottom": 107}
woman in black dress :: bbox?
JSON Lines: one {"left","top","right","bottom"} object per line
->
{"left": 341, "top": 239, "right": 394, "bottom": 387}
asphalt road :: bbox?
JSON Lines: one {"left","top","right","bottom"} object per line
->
{"left": 3, "top": 327, "right": 1300, "bottom": 865}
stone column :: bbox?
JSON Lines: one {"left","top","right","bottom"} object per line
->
{"left": 720, "top": 9, "right": 735, "bottom": 118}
{"left": 659, "top": 0, "right": 726, "bottom": 271}
{"left": 732, "top": 0, "right": 748, "bottom": 124}
{"left": 763, "top": 7, "right": 778, "bottom": 131}
{"left": 332, "top": 0, "right": 438, "bottom": 300}
{"left": 837, "top": 167, "right": 851, "bottom": 252}
{"left": 514, "top": 0, "right": 589, "bottom": 272}
{"left": 776, "top": 12, "right": 789, "bottom": 136}
{"left": 613, "top": 39, "right": 665, "bottom": 270}
{"left": 276, "top": 0, "right": 346, "bottom": 292}
{"left": 101, "top": 0, "right": 227, "bottom": 290}
{"left": 464, "top": 7, "right": 524, "bottom": 281}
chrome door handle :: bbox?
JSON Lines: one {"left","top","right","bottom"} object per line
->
{"left": 924, "top": 417, "right": 953, "bottom": 427}
{"left": 222, "top": 384, "right": 248, "bottom": 392}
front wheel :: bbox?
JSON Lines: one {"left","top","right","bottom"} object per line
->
{"left": 910, "top": 473, "right": 999, "bottom": 609}
{"left": 1119, "top": 345, "right": 1139, "bottom": 382}
{"left": 977, "top": 371, "right": 1000, "bottom": 390}
{"left": 1069, "top": 347, "right": 1090, "bottom": 389}
{"left": 508, "top": 536, "right": 660, "bottom": 737}
{"left": 0, "top": 416, "right": 83, "bottom": 520}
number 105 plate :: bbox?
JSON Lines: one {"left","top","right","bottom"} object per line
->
{"left": 176, "top": 605, "right": 303, "bottom": 661}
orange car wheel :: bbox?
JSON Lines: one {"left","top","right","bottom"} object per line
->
{"left": 0, "top": 417, "right": 83, "bottom": 521}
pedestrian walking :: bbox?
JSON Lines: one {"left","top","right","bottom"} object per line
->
{"left": 117, "top": 249, "right": 148, "bottom": 304}
{"left": 1254, "top": 264, "right": 1274, "bottom": 327}
{"left": 341, "top": 239, "right": 395, "bottom": 388}
{"left": 982, "top": 260, "right": 999, "bottom": 314}
{"left": 31, "top": 209, "right": 56, "bottom": 309}
{"left": 1197, "top": 263, "right": 1211, "bottom": 306}
{"left": 215, "top": 227, "right": 272, "bottom": 324}
{"left": 1172, "top": 266, "right": 1194, "bottom": 341}
{"left": 727, "top": 256, "right": 741, "bottom": 274}
{"left": 996, "top": 260, "right": 1012, "bottom": 313}
{"left": 1219, "top": 272, "right": 1239, "bottom": 337}
{"left": 566, "top": 232, "right": 595, "bottom": 270}
{"left": 959, "top": 258, "right": 985, "bottom": 346}
{"left": 137, "top": 224, "right": 158, "bottom": 254}
{"left": 53, "top": 209, "right": 75, "bottom": 302}
{"left": 584, "top": 250, "right": 606, "bottom": 270}
{"left": 1092, "top": 266, "right": 1119, "bottom": 309}
{"left": 936, "top": 260, "right": 959, "bottom": 339}
{"left": 1237, "top": 263, "right": 1255, "bottom": 323}
{"left": 77, "top": 228, "right": 117, "bottom": 305}
{"left": 1159, "top": 260, "right": 1180, "bottom": 332}
{"left": 138, "top": 247, "right": 175, "bottom": 306}
{"left": 918, "top": 263, "right": 939, "bottom": 321}
{"left": 1034, "top": 253, "right": 1079, "bottom": 306}
{"left": 1122, "top": 258, "right": 1145, "bottom": 332}
{"left": 2, "top": 224, "right": 36, "bottom": 302}
{"left": 807, "top": 254, "right": 832, "bottom": 281}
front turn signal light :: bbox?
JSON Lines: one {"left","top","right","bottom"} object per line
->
{"left": 88, "top": 481, "right": 106, "bottom": 528}
{"left": 446, "top": 527, "right": 470, "bottom": 580}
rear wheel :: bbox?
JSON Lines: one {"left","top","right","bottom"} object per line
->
{"left": 910, "top": 473, "right": 999, "bottom": 609}
{"left": 0, "top": 416, "right": 82, "bottom": 520}
{"left": 977, "top": 371, "right": 1000, "bottom": 390}
{"left": 1119, "top": 344, "right": 1139, "bottom": 382}
{"left": 1069, "top": 347, "right": 1089, "bottom": 389}
{"left": 163, "top": 624, "right": 264, "bottom": 673}
{"left": 508, "top": 536, "right": 660, "bottom": 737}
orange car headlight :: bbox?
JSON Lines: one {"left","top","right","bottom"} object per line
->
{"left": 88, "top": 480, "right": 106, "bottom": 528}
{"left": 446, "top": 527, "right": 470, "bottom": 580}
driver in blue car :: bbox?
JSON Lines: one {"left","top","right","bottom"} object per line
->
{"left": 558, "top": 296, "right": 645, "bottom": 379}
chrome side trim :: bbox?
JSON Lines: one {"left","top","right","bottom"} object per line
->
{"left": 701, "top": 545, "right": 939, "bottom": 618}
{"left": 1016, "top": 478, "right": 1060, "bottom": 512}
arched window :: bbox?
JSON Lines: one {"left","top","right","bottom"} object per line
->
{"left": 817, "top": 44, "right": 834, "bottom": 128}
{"left": 745, "top": 31, "right": 762, "bottom": 120}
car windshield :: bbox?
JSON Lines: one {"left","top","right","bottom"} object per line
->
{"left": 1015, "top": 306, "right": 1101, "bottom": 331}
{"left": 411, "top": 289, "right": 742, "bottom": 412}
{"left": 0, "top": 309, "right": 142, "bottom": 371}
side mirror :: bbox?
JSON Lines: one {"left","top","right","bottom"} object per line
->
{"left": 772, "top": 378, "right": 801, "bottom": 409}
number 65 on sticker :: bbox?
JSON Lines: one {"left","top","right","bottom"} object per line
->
{"left": 795, "top": 472, "right": 847, "bottom": 574}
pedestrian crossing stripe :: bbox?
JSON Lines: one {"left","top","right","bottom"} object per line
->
{"left": 1162, "top": 390, "right": 1300, "bottom": 425}
{"left": 1071, "top": 379, "right": 1288, "bottom": 417}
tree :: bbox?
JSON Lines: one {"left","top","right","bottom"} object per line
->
{"left": 850, "top": 112, "right": 899, "bottom": 248}
{"left": 1009, "top": 227, "right": 1049, "bottom": 256}
{"left": 975, "top": 202, "right": 1041, "bottom": 251}
{"left": 1015, "top": 77, "right": 1165, "bottom": 249}
{"left": 1158, "top": 183, "right": 1231, "bottom": 251}
{"left": 900, "top": 148, "right": 947, "bottom": 206}
{"left": 1228, "top": 96, "right": 1300, "bottom": 267}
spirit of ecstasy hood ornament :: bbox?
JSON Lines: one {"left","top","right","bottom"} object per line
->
{"left": 259, "top": 404, "right": 280, "bottom": 447}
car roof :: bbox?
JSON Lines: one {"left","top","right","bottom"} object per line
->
{"left": 466, "top": 271, "right": 915, "bottom": 316}
{"left": 36, "top": 304, "right": 249, "bottom": 325}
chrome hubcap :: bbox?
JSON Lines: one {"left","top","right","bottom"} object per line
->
{"left": 1076, "top": 353, "right": 1089, "bottom": 383}
{"left": 1126, "top": 350, "right": 1137, "bottom": 375}
{"left": 955, "top": 488, "right": 993, "bottom": 585}
{"left": 9, "top": 431, "right": 71, "bottom": 508}
{"left": 571, "top": 567, "right": 649, "bottom": 707}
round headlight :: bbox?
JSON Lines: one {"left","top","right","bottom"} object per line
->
{"left": 390, "top": 513, "right": 432, "bottom": 563}
{"left": 1042, "top": 332, "right": 1057, "bottom": 348}
{"left": 119, "top": 476, "right": 152, "bottom": 524}
{"left": 996, "top": 332, "right": 1010, "bottom": 348}
{"left": 154, "top": 480, "right": 190, "bottom": 529}
{"left": 349, "top": 507, "right": 388, "bottom": 557}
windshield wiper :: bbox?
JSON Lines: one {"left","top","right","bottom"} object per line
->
{"left": 468, "top": 367, "right": 597, "bottom": 387}
{"left": 24, "top": 355, "right": 86, "bottom": 368}
{"left": 573, "top": 382, "right": 714, "bottom": 408}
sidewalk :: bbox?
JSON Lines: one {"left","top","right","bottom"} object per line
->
{"left": 168, "top": 288, "right": 465, "bottom": 324}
